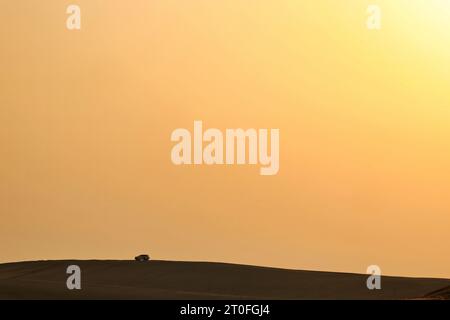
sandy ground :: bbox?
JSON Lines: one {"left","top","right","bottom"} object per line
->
{"left": 424, "top": 285, "right": 450, "bottom": 300}
{"left": 0, "top": 260, "right": 448, "bottom": 300}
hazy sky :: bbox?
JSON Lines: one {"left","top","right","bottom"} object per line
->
{"left": 1, "top": 1, "right": 450, "bottom": 278}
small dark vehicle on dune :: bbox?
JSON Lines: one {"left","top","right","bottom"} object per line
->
{"left": 135, "top": 254, "right": 150, "bottom": 262}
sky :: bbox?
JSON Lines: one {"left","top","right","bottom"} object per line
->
{"left": 1, "top": 0, "right": 450, "bottom": 278}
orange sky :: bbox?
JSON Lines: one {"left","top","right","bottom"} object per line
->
{"left": 1, "top": 1, "right": 450, "bottom": 278}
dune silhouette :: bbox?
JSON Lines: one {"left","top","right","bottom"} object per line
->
{"left": 424, "top": 285, "right": 450, "bottom": 300}
{"left": 0, "top": 260, "right": 449, "bottom": 300}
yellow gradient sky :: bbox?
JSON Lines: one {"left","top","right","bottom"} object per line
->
{"left": 1, "top": 1, "right": 450, "bottom": 278}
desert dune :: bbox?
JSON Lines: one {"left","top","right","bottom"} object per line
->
{"left": 0, "top": 260, "right": 448, "bottom": 300}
